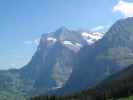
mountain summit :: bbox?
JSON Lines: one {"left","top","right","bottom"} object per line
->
{"left": 20, "top": 27, "right": 103, "bottom": 95}
{"left": 57, "top": 17, "right": 133, "bottom": 95}
{"left": 0, "top": 17, "right": 133, "bottom": 99}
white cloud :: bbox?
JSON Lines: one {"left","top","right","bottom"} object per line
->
{"left": 113, "top": 0, "right": 133, "bottom": 17}
{"left": 91, "top": 25, "right": 109, "bottom": 32}
{"left": 91, "top": 26, "right": 104, "bottom": 32}
{"left": 24, "top": 38, "right": 40, "bottom": 45}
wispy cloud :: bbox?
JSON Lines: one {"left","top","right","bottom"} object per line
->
{"left": 91, "top": 25, "right": 109, "bottom": 32}
{"left": 24, "top": 38, "right": 40, "bottom": 45}
{"left": 113, "top": 0, "right": 133, "bottom": 17}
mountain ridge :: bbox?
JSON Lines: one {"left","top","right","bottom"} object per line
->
{"left": 19, "top": 27, "right": 104, "bottom": 96}
{"left": 0, "top": 17, "right": 133, "bottom": 99}
{"left": 52, "top": 17, "right": 133, "bottom": 95}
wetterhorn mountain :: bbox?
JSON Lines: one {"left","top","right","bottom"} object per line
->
{"left": 20, "top": 27, "right": 103, "bottom": 95}
{"left": 56, "top": 17, "right": 133, "bottom": 95}
{"left": 0, "top": 26, "right": 103, "bottom": 99}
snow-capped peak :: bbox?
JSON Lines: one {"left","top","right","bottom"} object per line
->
{"left": 41, "top": 28, "right": 104, "bottom": 52}
{"left": 82, "top": 32, "right": 90, "bottom": 37}
{"left": 81, "top": 32, "right": 103, "bottom": 45}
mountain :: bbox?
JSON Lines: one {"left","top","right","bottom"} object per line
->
{"left": 1, "top": 17, "right": 133, "bottom": 99}
{"left": 31, "top": 64, "right": 133, "bottom": 100}
{"left": 55, "top": 17, "right": 133, "bottom": 95}
{"left": 85, "top": 64, "right": 133, "bottom": 100}
{"left": 20, "top": 27, "right": 103, "bottom": 95}
{"left": 0, "top": 26, "right": 104, "bottom": 99}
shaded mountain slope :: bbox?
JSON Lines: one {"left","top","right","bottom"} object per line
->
{"left": 0, "top": 27, "right": 104, "bottom": 99}
{"left": 31, "top": 64, "right": 133, "bottom": 100}
{"left": 57, "top": 17, "right": 133, "bottom": 95}
{"left": 19, "top": 27, "right": 103, "bottom": 95}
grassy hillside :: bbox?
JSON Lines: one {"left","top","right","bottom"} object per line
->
{"left": 0, "top": 70, "right": 33, "bottom": 100}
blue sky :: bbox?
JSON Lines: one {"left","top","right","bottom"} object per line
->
{"left": 0, "top": 0, "right": 133, "bottom": 69}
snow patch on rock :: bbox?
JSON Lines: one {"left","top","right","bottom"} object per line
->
{"left": 63, "top": 41, "right": 74, "bottom": 46}
{"left": 81, "top": 32, "right": 103, "bottom": 45}
{"left": 47, "top": 37, "right": 57, "bottom": 43}
{"left": 62, "top": 41, "right": 83, "bottom": 52}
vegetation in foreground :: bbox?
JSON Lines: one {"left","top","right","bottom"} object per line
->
{"left": 31, "top": 95, "right": 133, "bottom": 100}
{"left": 31, "top": 64, "right": 133, "bottom": 100}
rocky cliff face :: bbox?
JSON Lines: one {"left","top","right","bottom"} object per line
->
{"left": 55, "top": 17, "right": 133, "bottom": 95}
{"left": 20, "top": 27, "right": 103, "bottom": 94}
{"left": 0, "top": 17, "right": 133, "bottom": 99}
